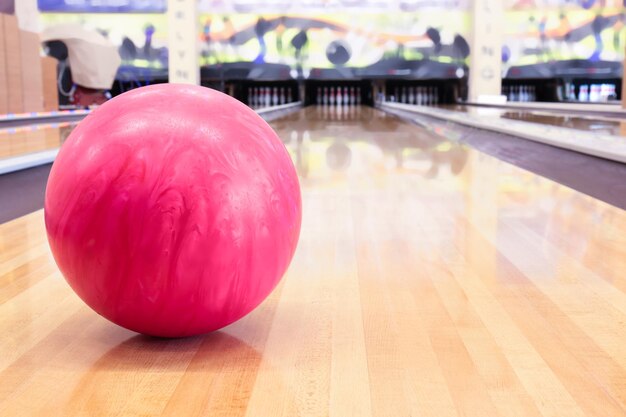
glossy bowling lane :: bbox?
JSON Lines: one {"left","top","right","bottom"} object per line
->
{"left": 0, "top": 122, "right": 77, "bottom": 160}
{"left": 443, "top": 104, "right": 626, "bottom": 138}
{"left": 2, "top": 106, "right": 626, "bottom": 417}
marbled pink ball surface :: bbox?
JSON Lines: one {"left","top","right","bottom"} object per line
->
{"left": 45, "top": 84, "right": 301, "bottom": 337}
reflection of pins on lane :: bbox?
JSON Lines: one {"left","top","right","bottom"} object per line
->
{"left": 317, "top": 87, "right": 321, "bottom": 105}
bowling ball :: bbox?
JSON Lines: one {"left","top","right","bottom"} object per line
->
{"left": 326, "top": 40, "right": 351, "bottom": 66}
{"left": 45, "top": 84, "right": 302, "bottom": 337}
{"left": 502, "top": 45, "right": 511, "bottom": 63}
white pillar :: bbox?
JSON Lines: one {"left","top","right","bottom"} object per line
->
{"left": 15, "top": 0, "right": 41, "bottom": 32}
{"left": 468, "top": 0, "right": 503, "bottom": 102}
{"left": 622, "top": 53, "right": 626, "bottom": 108}
{"left": 168, "top": 0, "right": 199, "bottom": 84}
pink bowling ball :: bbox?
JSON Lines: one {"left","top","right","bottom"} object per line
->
{"left": 44, "top": 84, "right": 301, "bottom": 337}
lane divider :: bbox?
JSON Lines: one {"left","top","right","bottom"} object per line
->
{"left": 0, "top": 109, "right": 91, "bottom": 124}
{"left": 381, "top": 102, "right": 626, "bottom": 164}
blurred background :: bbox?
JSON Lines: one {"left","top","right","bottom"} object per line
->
{"left": 1, "top": 0, "right": 625, "bottom": 112}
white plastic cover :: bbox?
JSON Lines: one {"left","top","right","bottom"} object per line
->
{"left": 41, "top": 24, "right": 121, "bottom": 90}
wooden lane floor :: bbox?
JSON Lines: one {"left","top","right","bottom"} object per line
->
{"left": 2, "top": 105, "right": 626, "bottom": 416}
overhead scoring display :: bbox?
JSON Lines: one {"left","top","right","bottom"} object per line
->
{"left": 37, "top": 0, "right": 166, "bottom": 13}
{"left": 37, "top": 0, "right": 469, "bottom": 13}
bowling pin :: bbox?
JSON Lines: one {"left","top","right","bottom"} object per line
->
{"left": 350, "top": 87, "right": 355, "bottom": 106}
{"left": 265, "top": 87, "right": 271, "bottom": 107}
{"left": 401, "top": 87, "right": 407, "bottom": 103}
{"left": 323, "top": 87, "right": 329, "bottom": 105}
{"left": 579, "top": 85, "right": 589, "bottom": 102}
{"left": 317, "top": 87, "right": 321, "bottom": 105}
{"left": 272, "top": 87, "right": 279, "bottom": 106}
{"left": 330, "top": 87, "right": 335, "bottom": 105}
{"left": 408, "top": 87, "right": 415, "bottom": 105}
{"left": 280, "top": 87, "right": 286, "bottom": 105}
{"left": 589, "top": 84, "right": 599, "bottom": 102}
{"left": 356, "top": 87, "right": 361, "bottom": 105}
{"left": 344, "top": 87, "right": 349, "bottom": 105}
{"left": 609, "top": 84, "right": 617, "bottom": 101}
{"left": 336, "top": 87, "right": 342, "bottom": 106}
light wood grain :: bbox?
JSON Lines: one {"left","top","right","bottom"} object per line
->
{"left": 2, "top": 106, "right": 626, "bottom": 416}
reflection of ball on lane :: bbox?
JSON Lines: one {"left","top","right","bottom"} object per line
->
{"left": 45, "top": 84, "right": 302, "bottom": 338}
{"left": 326, "top": 143, "right": 352, "bottom": 171}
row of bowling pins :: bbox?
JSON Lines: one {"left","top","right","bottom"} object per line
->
{"left": 570, "top": 84, "right": 617, "bottom": 102}
{"left": 248, "top": 87, "right": 293, "bottom": 109}
{"left": 388, "top": 87, "right": 440, "bottom": 106}
{"left": 503, "top": 85, "right": 536, "bottom": 102}
{"left": 316, "top": 86, "right": 362, "bottom": 106}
